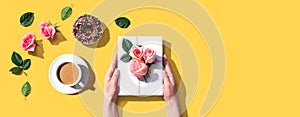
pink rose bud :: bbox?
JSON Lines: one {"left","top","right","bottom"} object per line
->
{"left": 130, "top": 46, "right": 144, "bottom": 60}
{"left": 20, "top": 33, "right": 36, "bottom": 52}
{"left": 128, "top": 59, "right": 148, "bottom": 78}
{"left": 143, "top": 47, "right": 156, "bottom": 63}
{"left": 39, "top": 21, "right": 56, "bottom": 39}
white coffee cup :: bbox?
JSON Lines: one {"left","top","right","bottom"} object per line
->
{"left": 56, "top": 62, "right": 84, "bottom": 88}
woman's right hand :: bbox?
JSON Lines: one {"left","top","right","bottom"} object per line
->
{"left": 162, "top": 54, "right": 176, "bottom": 102}
{"left": 163, "top": 54, "right": 180, "bottom": 117}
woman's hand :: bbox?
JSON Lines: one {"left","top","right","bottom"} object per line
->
{"left": 104, "top": 55, "right": 119, "bottom": 102}
{"left": 163, "top": 54, "right": 176, "bottom": 102}
{"left": 103, "top": 55, "right": 119, "bottom": 117}
{"left": 163, "top": 54, "right": 180, "bottom": 117}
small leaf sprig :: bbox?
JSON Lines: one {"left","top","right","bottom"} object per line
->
{"left": 9, "top": 51, "right": 32, "bottom": 99}
{"left": 120, "top": 38, "right": 133, "bottom": 62}
{"left": 9, "top": 51, "right": 31, "bottom": 76}
{"left": 48, "top": 21, "right": 60, "bottom": 32}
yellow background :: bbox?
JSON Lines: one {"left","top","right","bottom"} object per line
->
{"left": 0, "top": 0, "right": 299, "bottom": 117}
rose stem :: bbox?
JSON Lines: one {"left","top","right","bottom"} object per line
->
{"left": 144, "top": 76, "right": 147, "bottom": 82}
{"left": 23, "top": 71, "right": 27, "bottom": 76}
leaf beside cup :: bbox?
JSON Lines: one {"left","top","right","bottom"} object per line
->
{"left": 10, "top": 51, "right": 31, "bottom": 76}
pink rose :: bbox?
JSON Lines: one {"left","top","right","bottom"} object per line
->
{"left": 130, "top": 46, "right": 144, "bottom": 60}
{"left": 128, "top": 59, "right": 148, "bottom": 78}
{"left": 39, "top": 21, "right": 56, "bottom": 39}
{"left": 20, "top": 33, "right": 36, "bottom": 52}
{"left": 143, "top": 47, "right": 156, "bottom": 63}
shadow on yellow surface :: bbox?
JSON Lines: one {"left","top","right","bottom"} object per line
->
{"left": 164, "top": 41, "right": 188, "bottom": 117}
{"left": 29, "top": 40, "right": 44, "bottom": 58}
{"left": 84, "top": 24, "right": 110, "bottom": 49}
{"left": 50, "top": 31, "right": 67, "bottom": 45}
{"left": 78, "top": 58, "right": 96, "bottom": 94}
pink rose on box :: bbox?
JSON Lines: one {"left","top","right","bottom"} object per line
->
{"left": 128, "top": 59, "right": 148, "bottom": 78}
{"left": 20, "top": 33, "right": 36, "bottom": 52}
{"left": 39, "top": 21, "right": 56, "bottom": 39}
{"left": 131, "top": 46, "right": 144, "bottom": 60}
{"left": 143, "top": 47, "right": 156, "bottom": 63}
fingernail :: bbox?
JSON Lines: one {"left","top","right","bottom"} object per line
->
{"left": 163, "top": 54, "right": 167, "bottom": 58}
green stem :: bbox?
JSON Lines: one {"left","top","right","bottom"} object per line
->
{"left": 144, "top": 75, "right": 147, "bottom": 82}
{"left": 23, "top": 71, "right": 27, "bottom": 76}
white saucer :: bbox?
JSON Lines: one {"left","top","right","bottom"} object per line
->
{"left": 49, "top": 54, "right": 89, "bottom": 94}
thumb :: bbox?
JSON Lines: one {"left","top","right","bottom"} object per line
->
{"left": 163, "top": 70, "right": 171, "bottom": 85}
{"left": 111, "top": 69, "right": 120, "bottom": 83}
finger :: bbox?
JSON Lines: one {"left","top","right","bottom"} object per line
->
{"left": 111, "top": 69, "right": 120, "bottom": 83}
{"left": 105, "top": 54, "right": 118, "bottom": 80}
{"left": 163, "top": 54, "right": 168, "bottom": 67}
{"left": 163, "top": 70, "right": 171, "bottom": 85}
{"left": 163, "top": 54, "right": 172, "bottom": 76}
{"left": 163, "top": 54, "right": 175, "bottom": 86}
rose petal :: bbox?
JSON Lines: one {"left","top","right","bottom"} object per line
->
{"left": 143, "top": 48, "right": 156, "bottom": 63}
{"left": 26, "top": 43, "right": 36, "bottom": 52}
{"left": 128, "top": 59, "right": 148, "bottom": 78}
{"left": 20, "top": 33, "right": 36, "bottom": 52}
{"left": 49, "top": 26, "right": 56, "bottom": 39}
{"left": 39, "top": 22, "right": 56, "bottom": 39}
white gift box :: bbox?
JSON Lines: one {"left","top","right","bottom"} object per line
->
{"left": 118, "top": 36, "right": 163, "bottom": 96}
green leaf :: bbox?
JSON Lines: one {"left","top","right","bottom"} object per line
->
{"left": 120, "top": 54, "right": 132, "bottom": 62}
{"left": 115, "top": 17, "right": 131, "bottom": 28}
{"left": 9, "top": 67, "right": 22, "bottom": 73}
{"left": 122, "top": 38, "right": 133, "bottom": 53}
{"left": 22, "top": 59, "right": 31, "bottom": 70}
{"left": 11, "top": 51, "right": 23, "bottom": 66}
{"left": 20, "top": 12, "right": 34, "bottom": 27}
{"left": 61, "top": 6, "right": 72, "bottom": 21}
{"left": 21, "top": 81, "right": 31, "bottom": 97}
